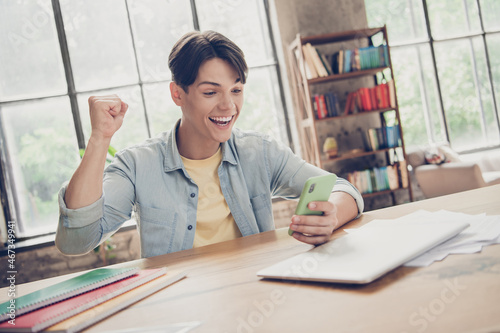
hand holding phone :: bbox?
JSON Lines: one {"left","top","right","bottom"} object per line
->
{"left": 288, "top": 174, "right": 337, "bottom": 236}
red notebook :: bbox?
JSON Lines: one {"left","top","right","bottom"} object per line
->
{"left": 0, "top": 268, "right": 168, "bottom": 333}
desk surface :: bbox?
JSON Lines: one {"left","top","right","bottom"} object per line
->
{"left": 4, "top": 185, "right": 500, "bottom": 333}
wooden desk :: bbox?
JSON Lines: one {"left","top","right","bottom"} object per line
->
{"left": 4, "top": 185, "right": 500, "bottom": 333}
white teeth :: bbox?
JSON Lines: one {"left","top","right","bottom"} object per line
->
{"left": 210, "top": 116, "right": 233, "bottom": 122}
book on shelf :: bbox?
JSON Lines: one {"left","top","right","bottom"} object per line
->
{"left": 331, "top": 45, "right": 388, "bottom": 75}
{"left": 309, "top": 43, "right": 329, "bottom": 77}
{"left": 344, "top": 80, "right": 395, "bottom": 115}
{"left": 312, "top": 92, "right": 340, "bottom": 119}
{"left": 346, "top": 163, "right": 403, "bottom": 195}
{"left": 399, "top": 160, "right": 409, "bottom": 189}
{"left": 301, "top": 44, "right": 318, "bottom": 79}
{"left": 325, "top": 92, "right": 340, "bottom": 117}
{"left": 386, "top": 164, "right": 400, "bottom": 190}
{"left": 343, "top": 49, "right": 352, "bottom": 73}
{"left": 302, "top": 43, "right": 329, "bottom": 78}
{"left": 312, "top": 94, "right": 327, "bottom": 119}
{"left": 387, "top": 79, "right": 396, "bottom": 108}
{"left": 302, "top": 44, "right": 389, "bottom": 78}
{"left": 317, "top": 50, "right": 333, "bottom": 76}
{"left": 295, "top": 47, "right": 312, "bottom": 80}
{"left": 0, "top": 267, "right": 139, "bottom": 322}
{"left": 338, "top": 50, "right": 344, "bottom": 74}
{"left": 0, "top": 268, "right": 175, "bottom": 333}
{"left": 362, "top": 126, "right": 401, "bottom": 151}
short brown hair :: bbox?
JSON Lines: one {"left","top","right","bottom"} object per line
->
{"left": 168, "top": 31, "right": 248, "bottom": 92}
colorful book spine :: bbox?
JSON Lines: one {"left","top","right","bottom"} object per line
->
{"left": 312, "top": 92, "right": 340, "bottom": 119}
{"left": 343, "top": 80, "right": 396, "bottom": 114}
{"left": 346, "top": 165, "right": 396, "bottom": 194}
{"left": 362, "top": 126, "right": 401, "bottom": 152}
{"left": 330, "top": 45, "right": 388, "bottom": 74}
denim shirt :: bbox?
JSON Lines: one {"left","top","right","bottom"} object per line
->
{"left": 57, "top": 124, "right": 364, "bottom": 258}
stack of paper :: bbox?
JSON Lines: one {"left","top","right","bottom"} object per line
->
{"left": 345, "top": 210, "right": 500, "bottom": 267}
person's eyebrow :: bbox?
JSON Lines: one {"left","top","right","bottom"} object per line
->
{"left": 197, "top": 81, "right": 221, "bottom": 87}
{"left": 197, "top": 78, "right": 242, "bottom": 87}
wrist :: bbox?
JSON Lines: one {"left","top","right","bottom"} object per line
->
{"left": 88, "top": 133, "right": 112, "bottom": 148}
{"left": 84, "top": 134, "right": 113, "bottom": 160}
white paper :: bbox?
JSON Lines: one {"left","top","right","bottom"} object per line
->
{"left": 344, "top": 210, "right": 500, "bottom": 268}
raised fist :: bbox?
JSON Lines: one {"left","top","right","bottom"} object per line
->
{"left": 88, "top": 94, "right": 128, "bottom": 141}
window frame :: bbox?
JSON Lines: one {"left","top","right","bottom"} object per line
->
{"left": 385, "top": 0, "right": 500, "bottom": 154}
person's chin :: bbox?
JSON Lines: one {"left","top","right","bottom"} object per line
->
{"left": 215, "top": 131, "right": 232, "bottom": 143}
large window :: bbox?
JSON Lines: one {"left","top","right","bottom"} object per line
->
{"left": 0, "top": 0, "right": 288, "bottom": 239}
{"left": 364, "top": 0, "right": 500, "bottom": 152}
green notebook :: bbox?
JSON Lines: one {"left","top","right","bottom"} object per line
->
{"left": 0, "top": 267, "right": 138, "bottom": 322}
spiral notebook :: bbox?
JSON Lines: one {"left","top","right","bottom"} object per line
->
{"left": 0, "top": 267, "right": 138, "bottom": 322}
{"left": 0, "top": 268, "right": 169, "bottom": 333}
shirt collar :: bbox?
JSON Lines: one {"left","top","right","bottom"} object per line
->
{"left": 163, "top": 119, "right": 238, "bottom": 173}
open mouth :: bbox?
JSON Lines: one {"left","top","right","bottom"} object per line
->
{"left": 209, "top": 115, "right": 234, "bottom": 127}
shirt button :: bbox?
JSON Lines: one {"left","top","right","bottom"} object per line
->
{"left": 190, "top": 193, "right": 196, "bottom": 198}
{"left": 187, "top": 225, "right": 193, "bottom": 230}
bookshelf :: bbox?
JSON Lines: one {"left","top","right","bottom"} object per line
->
{"left": 288, "top": 26, "right": 413, "bottom": 203}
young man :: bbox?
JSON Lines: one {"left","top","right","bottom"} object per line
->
{"left": 56, "top": 31, "right": 363, "bottom": 258}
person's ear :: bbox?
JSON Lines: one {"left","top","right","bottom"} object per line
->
{"left": 170, "top": 82, "right": 184, "bottom": 106}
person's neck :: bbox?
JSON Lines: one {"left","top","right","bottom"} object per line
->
{"left": 176, "top": 123, "right": 221, "bottom": 160}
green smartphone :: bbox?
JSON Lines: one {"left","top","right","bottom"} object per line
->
{"left": 288, "top": 174, "right": 337, "bottom": 236}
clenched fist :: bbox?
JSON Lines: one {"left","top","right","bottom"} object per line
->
{"left": 88, "top": 95, "right": 128, "bottom": 141}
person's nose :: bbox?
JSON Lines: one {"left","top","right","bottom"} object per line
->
{"left": 219, "top": 93, "right": 235, "bottom": 111}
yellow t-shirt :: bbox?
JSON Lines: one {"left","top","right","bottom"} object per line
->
{"left": 181, "top": 148, "right": 242, "bottom": 247}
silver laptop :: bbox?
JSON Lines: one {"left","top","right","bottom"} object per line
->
{"left": 257, "top": 219, "right": 469, "bottom": 284}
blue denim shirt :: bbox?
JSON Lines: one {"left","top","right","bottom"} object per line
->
{"left": 57, "top": 124, "right": 364, "bottom": 258}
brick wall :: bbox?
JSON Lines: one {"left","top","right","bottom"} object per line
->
{"left": 1, "top": 229, "right": 140, "bottom": 287}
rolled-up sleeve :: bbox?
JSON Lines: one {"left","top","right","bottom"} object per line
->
{"left": 55, "top": 184, "right": 108, "bottom": 255}
{"left": 332, "top": 177, "right": 364, "bottom": 218}
{"left": 56, "top": 150, "right": 136, "bottom": 255}
{"left": 58, "top": 184, "right": 104, "bottom": 228}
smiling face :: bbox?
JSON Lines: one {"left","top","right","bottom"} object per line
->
{"left": 171, "top": 57, "right": 244, "bottom": 159}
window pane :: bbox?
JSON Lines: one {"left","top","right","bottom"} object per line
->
{"left": 0, "top": 0, "right": 67, "bottom": 101}
{"left": 143, "top": 82, "right": 182, "bottom": 137}
{"left": 472, "top": 37, "right": 500, "bottom": 146}
{"left": 487, "top": 33, "right": 500, "bottom": 121}
{"left": 435, "top": 38, "right": 499, "bottom": 151}
{"left": 195, "top": 0, "right": 274, "bottom": 66}
{"left": 0, "top": 97, "right": 80, "bottom": 236}
{"left": 60, "top": 0, "right": 138, "bottom": 91}
{"left": 391, "top": 45, "right": 446, "bottom": 147}
{"left": 128, "top": 0, "right": 193, "bottom": 82}
{"left": 428, "top": 0, "right": 481, "bottom": 39}
{"left": 78, "top": 86, "right": 149, "bottom": 151}
{"left": 364, "top": 0, "right": 428, "bottom": 44}
{"left": 238, "top": 66, "right": 285, "bottom": 142}
{"left": 480, "top": 0, "right": 500, "bottom": 31}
